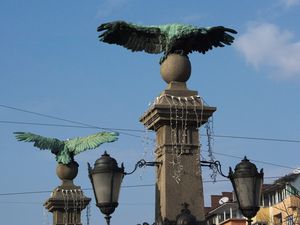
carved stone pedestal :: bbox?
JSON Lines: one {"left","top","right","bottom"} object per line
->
{"left": 44, "top": 162, "right": 91, "bottom": 225}
{"left": 140, "top": 55, "right": 216, "bottom": 224}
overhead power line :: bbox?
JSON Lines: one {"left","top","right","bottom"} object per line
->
{"left": 0, "top": 105, "right": 145, "bottom": 139}
{"left": 1, "top": 119, "right": 300, "bottom": 144}
{"left": 0, "top": 104, "right": 97, "bottom": 127}
{"left": 211, "top": 134, "right": 300, "bottom": 143}
{"left": 209, "top": 151, "right": 295, "bottom": 170}
{"left": 0, "top": 184, "right": 154, "bottom": 196}
{"left": 1, "top": 121, "right": 297, "bottom": 170}
{"left": 0, "top": 201, "right": 42, "bottom": 205}
{"left": 0, "top": 176, "right": 282, "bottom": 197}
{"left": 1, "top": 104, "right": 298, "bottom": 172}
{"left": 2, "top": 104, "right": 300, "bottom": 143}
{"left": 0, "top": 120, "right": 144, "bottom": 132}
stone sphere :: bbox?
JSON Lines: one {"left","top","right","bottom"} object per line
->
{"left": 56, "top": 161, "right": 79, "bottom": 181}
{"left": 160, "top": 54, "right": 191, "bottom": 83}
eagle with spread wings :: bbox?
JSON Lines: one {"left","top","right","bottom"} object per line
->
{"left": 14, "top": 131, "right": 119, "bottom": 165}
{"left": 97, "top": 21, "right": 237, "bottom": 63}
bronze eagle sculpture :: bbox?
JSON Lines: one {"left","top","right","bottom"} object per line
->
{"left": 97, "top": 21, "right": 237, "bottom": 63}
{"left": 14, "top": 131, "right": 119, "bottom": 165}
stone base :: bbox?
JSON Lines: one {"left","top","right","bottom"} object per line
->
{"left": 140, "top": 82, "right": 216, "bottom": 222}
{"left": 44, "top": 183, "right": 91, "bottom": 225}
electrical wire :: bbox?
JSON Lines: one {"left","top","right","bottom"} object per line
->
{"left": 207, "top": 150, "right": 295, "bottom": 170}
{"left": 0, "top": 104, "right": 298, "bottom": 190}
{"left": 1, "top": 104, "right": 300, "bottom": 143}
{"left": 0, "top": 201, "right": 42, "bottom": 205}
{"left": 0, "top": 201, "right": 155, "bottom": 206}
{"left": 0, "top": 105, "right": 145, "bottom": 139}
{"left": 0, "top": 176, "right": 282, "bottom": 197}
{"left": 1, "top": 123, "right": 297, "bottom": 172}
{"left": 211, "top": 134, "right": 300, "bottom": 143}
{"left": 0, "top": 120, "right": 144, "bottom": 132}
{"left": 1, "top": 119, "right": 300, "bottom": 144}
{"left": 0, "top": 184, "right": 153, "bottom": 196}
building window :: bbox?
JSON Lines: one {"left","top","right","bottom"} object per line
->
{"left": 218, "top": 213, "right": 224, "bottom": 223}
{"left": 231, "top": 211, "right": 237, "bottom": 218}
{"left": 286, "top": 215, "right": 294, "bottom": 225}
{"left": 225, "top": 212, "right": 230, "bottom": 220}
{"left": 278, "top": 189, "right": 283, "bottom": 202}
{"left": 270, "top": 194, "right": 274, "bottom": 205}
{"left": 263, "top": 194, "right": 269, "bottom": 207}
{"left": 212, "top": 216, "right": 216, "bottom": 224}
{"left": 274, "top": 213, "right": 282, "bottom": 225}
{"left": 290, "top": 185, "right": 299, "bottom": 196}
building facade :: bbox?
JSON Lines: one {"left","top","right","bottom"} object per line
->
{"left": 205, "top": 192, "right": 245, "bottom": 225}
{"left": 205, "top": 174, "right": 300, "bottom": 225}
{"left": 254, "top": 173, "right": 300, "bottom": 225}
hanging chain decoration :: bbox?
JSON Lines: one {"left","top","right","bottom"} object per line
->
{"left": 206, "top": 118, "right": 214, "bottom": 160}
{"left": 150, "top": 94, "right": 218, "bottom": 182}
{"left": 70, "top": 190, "right": 80, "bottom": 225}
{"left": 205, "top": 117, "right": 218, "bottom": 181}
{"left": 154, "top": 94, "right": 206, "bottom": 183}
{"left": 171, "top": 95, "right": 184, "bottom": 183}
{"left": 62, "top": 189, "right": 69, "bottom": 225}
{"left": 59, "top": 188, "right": 88, "bottom": 225}
{"left": 70, "top": 190, "right": 76, "bottom": 225}
{"left": 164, "top": 95, "right": 179, "bottom": 182}
{"left": 140, "top": 126, "right": 156, "bottom": 180}
{"left": 193, "top": 96, "right": 204, "bottom": 176}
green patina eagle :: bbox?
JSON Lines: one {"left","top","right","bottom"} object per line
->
{"left": 14, "top": 131, "right": 118, "bottom": 165}
{"left": 97, "top": 21, "right": 237, "bottom": 63}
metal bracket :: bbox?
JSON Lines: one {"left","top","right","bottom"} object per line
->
{"left": 125, "top": 159, "right": 162, "bottom": 175}
{"left": 200, "top": 160, "right": 228, "bottom": 178}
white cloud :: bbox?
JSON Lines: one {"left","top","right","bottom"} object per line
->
{"left": 280, "top": 0, "right": 300, "bottom": 8}
{"left": 235, "top": 23, "right": 300, "bottom": 79}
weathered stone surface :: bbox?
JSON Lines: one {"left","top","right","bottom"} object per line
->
{"left": 44, "top": 163, "right": 91, "bottom": 225}
{"left": 140, "top": 81, "right": 216, "bottom": 223}
{"left": 160, "top": 55, "right": 191, "bottom": 83}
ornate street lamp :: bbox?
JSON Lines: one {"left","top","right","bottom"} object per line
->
{"left": 228, "top": 156, "right": 264, "bottom": 225}
{"left": 202, "top": 157, "right": 263, "bottom": 225}
{"left": 88, "top": 151, "right": 124, "bottom": 225}
{"left": 89, "top": 152, "right": 263, "bottom": 225}
{"left": 88, "top": 151, "right": 161, "bottom": 225}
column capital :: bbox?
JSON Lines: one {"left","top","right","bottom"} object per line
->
{"left": 140, "top": 88, "right": 216, "bottom": 131}
{"left": 44, "top": 184, "right": 91, "bottom": 225}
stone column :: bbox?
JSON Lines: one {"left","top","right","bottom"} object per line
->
{"left": 140, "top": 54, "right": 216, "bottom": 224}
{"left": 44, "top": 162, "right": 91, "bottom": 225}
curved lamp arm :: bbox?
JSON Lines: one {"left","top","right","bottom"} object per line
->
{"left": 124, "top": 159, "right": 162, "bottom": 175}
{"left": 201, "top": 160, "right": 229, "bottom": 178}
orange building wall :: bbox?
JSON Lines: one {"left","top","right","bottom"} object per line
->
{"left": 254, "top": 196, "right": 300, "bottom": 225}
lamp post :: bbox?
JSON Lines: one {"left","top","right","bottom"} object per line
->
{"left": 202, "top": 157, "right": 263, "bottom": 225}
{"left": 89, "top": 152, "right": 263, "bottom": 225}
{"left": 228, "top": 156, "right": 264, "bottom": 225}
{"left": 88, "top": 151, "right": 161, "bottom": 225}
{"left": 88, "top": 151, "right": 124, "bottom": 225}
{"left": 88, "top": 153, "right": 264, "bottom": 225}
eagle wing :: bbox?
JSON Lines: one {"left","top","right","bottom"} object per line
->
{"left": 97, "top": 21, "right": 166, "bottom": 54}
{"left": 14, "top": 131, "right": 63, "bottom": 151}
{"left": 65, "top": 132, "right": 119, "bottom": 155}
{"left": 188, "top": 26, "right": 237, "bottom": 54}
